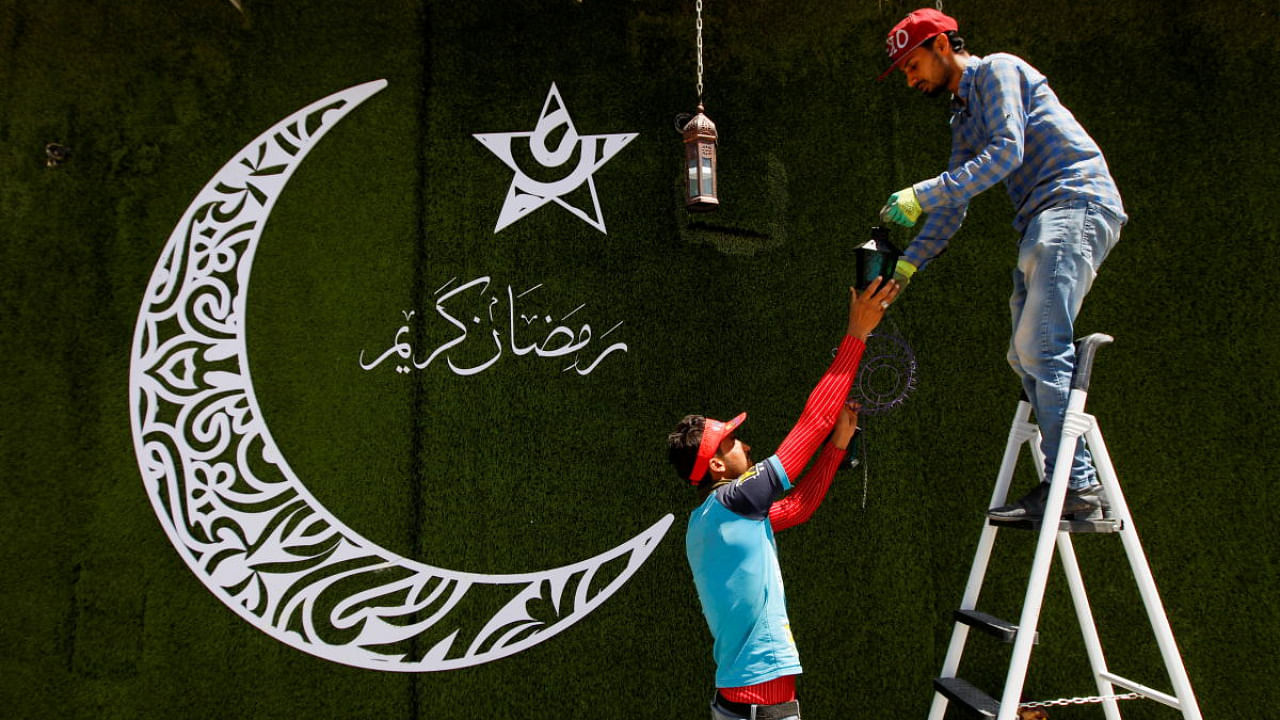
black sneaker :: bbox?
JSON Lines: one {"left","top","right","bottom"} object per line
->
{"left": 1074, "top": 482, "right": 1111, "bottom": 518}
{"left": 988, "top": 482, "right": 1105, "bottom": 521}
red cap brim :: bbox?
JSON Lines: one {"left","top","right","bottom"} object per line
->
{"left": 877, "top": 36, "right": 930, "bottom": 80}
{"left": 688, "top": 412, "right": 747, "bottom": 484}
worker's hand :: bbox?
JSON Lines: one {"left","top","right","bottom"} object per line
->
{"left": 847, "top": 277, "right": 901, "bottom": 340}
{"left": 831, "top": 401, "right": 860, "bottom": 450}
{"left": 881, "top": 186, "right": 923, "bottom": 227}
{"left": 894, "top": 258, "right": 918, "bottom": 288}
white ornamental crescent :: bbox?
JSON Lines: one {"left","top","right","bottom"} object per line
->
{"left": 128, "top": 79, "right": 672, "bottom": 671}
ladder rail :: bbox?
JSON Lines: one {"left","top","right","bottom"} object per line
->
{"left": 1087, "top": 422, "right": 1203, "bottom": 720}
{"left": 964, "top": 400, "right": 1037, "bottom": 615}
{"left": 1056, "top": 530, "right": 1124, "bottom": 720}
{"left": 996, "top": 391, "right": 1089, "bottom": 720}
{"left": 927, "top": 402, "right": 1038, "bottom": 720}
{"left": 1098, "top": 671, "right": 1183, "bottom": 710}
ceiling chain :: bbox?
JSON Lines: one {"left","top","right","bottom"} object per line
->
{"left": 695, "top": 0, "right": 704, "bottom": 102}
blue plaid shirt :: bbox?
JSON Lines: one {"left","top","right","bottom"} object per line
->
{"left": 907, "top": 53, "right": 1126, "bottom": 269}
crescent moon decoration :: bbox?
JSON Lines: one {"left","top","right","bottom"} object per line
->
{"left": 129, "top": 79, "right": 673, "bottom": 671}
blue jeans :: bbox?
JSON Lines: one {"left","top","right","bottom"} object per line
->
{"left": 1007, "top": 200, "right": 1122, "bottom": 490}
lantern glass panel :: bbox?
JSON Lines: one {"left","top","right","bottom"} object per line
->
{"left": 688, "top": 156, "right": 698, "bottom": 198}
{"left": 700, "top": 156, "right": 713, "bottom": 196}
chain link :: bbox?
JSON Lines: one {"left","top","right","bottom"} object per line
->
{"left": 695, "top": 0, "right": 704, "bottom": 101}
{"left": 1020, "top": 692, "right": 1142, "bottom": 708}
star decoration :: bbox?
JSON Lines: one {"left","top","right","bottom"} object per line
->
{"left": 474, "top": 83, "right": 637, "bottom": 234}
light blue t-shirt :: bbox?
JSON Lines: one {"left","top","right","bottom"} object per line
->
{"left": 686, "top": 455, "right": 801, "bottom": 688}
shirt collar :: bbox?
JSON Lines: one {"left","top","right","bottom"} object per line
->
{"left": 950, "top": 55, "right": 981, "bottom": 116}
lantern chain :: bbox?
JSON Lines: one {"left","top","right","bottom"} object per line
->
{"left": 695, "top": 0, "right": 704, "bottom": 102}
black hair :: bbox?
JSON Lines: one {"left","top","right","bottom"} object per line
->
{"left": 924, "top": 30, "right": 965, "bottom": 53}
{"left": 666, "top": 414, "right": 705, "bottom": 482}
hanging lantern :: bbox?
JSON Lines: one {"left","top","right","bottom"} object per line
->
{"left": 678, "top": 0, "right": 718, "bottom": 212}
{"left": 682, "top": 105, "right": 718, "bottom": 212}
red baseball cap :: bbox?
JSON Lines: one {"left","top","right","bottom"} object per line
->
{"left": 688, "top": 412, "right": 747, "bottom": 484}
{"left": 878, "top": 8, "right": 959, "bottom": 80}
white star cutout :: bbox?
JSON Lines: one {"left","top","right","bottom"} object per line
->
{"left": 474, "top": 83, "right": 637, "bottom": 234}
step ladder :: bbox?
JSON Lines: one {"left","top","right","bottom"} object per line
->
{"left": 928, "top": 334, "right": 1202, "bottom": 720}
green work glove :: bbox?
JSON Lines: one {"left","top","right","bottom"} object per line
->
{"left": 894, "top": 258, "right": 917, "bottom": 287}
{"left": 881, "top": 186, "right": 923, "bottom": 228}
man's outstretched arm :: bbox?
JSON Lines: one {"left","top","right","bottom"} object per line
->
{"left": 774, "top": 281, "right": 896, "bottom": 480}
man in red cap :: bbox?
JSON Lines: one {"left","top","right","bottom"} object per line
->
{"left": 877, "top": 8, "right": 1127, "bottom": 520}
{"left": 667, "top": 278, "right": 899, "bottom": 720}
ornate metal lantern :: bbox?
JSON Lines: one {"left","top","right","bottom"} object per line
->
{"left": 682, "top": 105, "right": 718, "bottom": 211}
{"left": 678, "top": 0, "right": 719, "bottom": 212}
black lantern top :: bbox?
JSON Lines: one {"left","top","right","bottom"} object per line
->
{"left": 855, "top": 227, "right": 901, "bottom": 290}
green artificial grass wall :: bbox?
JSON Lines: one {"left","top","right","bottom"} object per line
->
{"left": 1, "top": 0, "right": 1277, "bottom": 717}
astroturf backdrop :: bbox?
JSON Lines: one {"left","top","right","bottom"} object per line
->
{"left": 1, "top": 0, "right": 1277, "bottom": 717}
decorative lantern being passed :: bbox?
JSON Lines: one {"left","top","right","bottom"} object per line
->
{"left": 855, "top": 226, "right": 901, "bottom": 290}
{"left": 682, "top": 105, "right": 718, "bottom": 211}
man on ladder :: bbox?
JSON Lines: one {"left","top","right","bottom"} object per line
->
{"left": 876, "top": 7, "right": 1126, "bottom": 520}
{"left": 873, "top": 12, "right": 1202, "bottom": 718}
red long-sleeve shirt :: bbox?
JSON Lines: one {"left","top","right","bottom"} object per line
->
{"left": 720, "top": 333, "right": 864, "bottom": 704}
{"left": 769, "top": 332, "right": 863, "bottom": 531}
